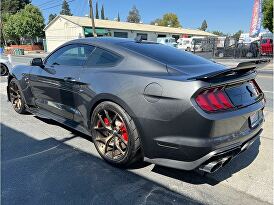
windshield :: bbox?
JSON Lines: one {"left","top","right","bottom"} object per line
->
{"left": 119, "top": 42, "right": 212, "bottom": 66}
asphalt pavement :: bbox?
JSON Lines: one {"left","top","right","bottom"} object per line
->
{"left": 0, "top": 57, "right": 273, "bottom": 205}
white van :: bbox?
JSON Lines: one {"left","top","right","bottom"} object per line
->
{"left": 177, "top": 38, "right": 192, "bottom": 51}
{"left": 157, "top": 37, "right": 177, "bottom": 47}
{"left": 177, "top": 36, "right": 205, "bottom": 52}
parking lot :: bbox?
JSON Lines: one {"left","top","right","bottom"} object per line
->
{"left": 1, "top": 57, "right": 273, "bottom": 205}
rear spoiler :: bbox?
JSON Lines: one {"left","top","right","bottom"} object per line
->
{"left": 188, "top": 59, "right": 270, "bottom": 81}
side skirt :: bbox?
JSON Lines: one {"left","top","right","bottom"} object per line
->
{"left": 26, "top": 106, "right": 92, "bottom": 137}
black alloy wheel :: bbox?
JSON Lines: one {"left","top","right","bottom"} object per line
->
{"left": 8, "top": 79, "right": 26, "bottom": 114}
{"left": 1, "top": 64, "right": 8, "bottom": 76}
{"left": 91, "top": 101, "right": 141, "bottom": 166}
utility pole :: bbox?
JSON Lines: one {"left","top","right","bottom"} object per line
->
{"left": 89, "top": 0, "right": 97, "bottom": 37}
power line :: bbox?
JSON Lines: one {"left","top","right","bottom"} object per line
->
{"left": 41, "top": 0, "right": 76, "bottom": 11}
{"left": 37, "top": 0, "right": 60, "bottom": 7}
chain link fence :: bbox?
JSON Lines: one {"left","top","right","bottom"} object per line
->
{"left": 189, "top": 37, "right": 273, "bottom": 60}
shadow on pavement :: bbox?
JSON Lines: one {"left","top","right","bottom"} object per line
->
{"left": 27, "top": 115, "right": 261, "bottom": 186}
{"left": 152, "top": 138, "right": 260, "bottom": 185}
{"left": 1, "top": 123, "right": 202, "bottom": 205}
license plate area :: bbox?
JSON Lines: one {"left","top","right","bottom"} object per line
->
{"left": 249, "top": 110, "right": 263, "bottom": 128}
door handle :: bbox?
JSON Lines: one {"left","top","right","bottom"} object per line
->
{"left": 64, "top": 77, "right": 76, "bottom": 82}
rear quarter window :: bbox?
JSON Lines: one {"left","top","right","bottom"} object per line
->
{"left": 85, "top": 47, "right": 122, "bottom": 67}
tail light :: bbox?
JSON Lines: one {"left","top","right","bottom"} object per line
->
{"left": 195, "top": 80, "right": 262, "bottom": 112}
{"left": 195, "top": 87, "right": 234, "bottom": 112}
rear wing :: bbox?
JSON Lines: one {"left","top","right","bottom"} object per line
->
{"left": 188, "top": 59, "right": 270, "bottom": 81}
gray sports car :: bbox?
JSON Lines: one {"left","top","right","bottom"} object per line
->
{"left": 7, "top": 37, "right": 266, "bottom": 173}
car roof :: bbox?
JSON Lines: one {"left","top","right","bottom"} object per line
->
{"left": 68, "top": 37, "right": 134, "bottom": 46}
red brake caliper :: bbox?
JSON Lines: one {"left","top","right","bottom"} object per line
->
{"left": 120, "top": 125, "right": 128, "bottom": 142}
{"left": 97, "top": 118, "right": 128, "bottom": 142}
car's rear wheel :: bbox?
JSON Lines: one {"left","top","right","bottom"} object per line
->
{"left": 1, "top": 64, "right": 8, "bottom": 76}
{"left": 91, "top": 101, "right": 141, "bottom": 166}
{"left": 8, "top": 78, "right": 27, "bottom": 114}
{"left": 218, "top": 52, "right": 224, "bottom": 58}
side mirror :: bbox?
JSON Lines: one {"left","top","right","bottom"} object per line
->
{"left": 31, "top": 58, "right": 44, "bottom": 68}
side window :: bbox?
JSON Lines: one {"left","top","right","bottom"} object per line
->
{"left": 46, "top": 44, "right": 95, "bottom": 66}
{"left": 85, "top": 48, "right": 122, "bottom": 67}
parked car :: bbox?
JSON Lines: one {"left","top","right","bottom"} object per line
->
{"left": 215, "top": 42, "right": 259, "bottom": 58}
{"left": 260, "top": 38, "right": 273, "bottom": 55}
{"left": 0, "top": 55, "right": 13, "bottom": 76}
{"left": 8, "top": 37, "right": 265, "bottom": 173}
{"left": 157, "top": 37, "right": 177, "bottom": 47}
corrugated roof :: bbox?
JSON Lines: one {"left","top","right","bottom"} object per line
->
{"left": 45, "top": 15, "right": 217, "bottom": 37}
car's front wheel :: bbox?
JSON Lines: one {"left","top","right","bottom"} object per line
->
{"left": 8, "top": 78, "right": 27, "bottom": 114}
{"left": 1, "top": 63, "right": 8, "bottom": 76}
{"left": 91, "top": 101, "right": 141, "bottom": 166}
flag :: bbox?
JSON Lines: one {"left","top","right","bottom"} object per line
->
{"left": 249, "top": 0, "right": 262, "bottom": 37}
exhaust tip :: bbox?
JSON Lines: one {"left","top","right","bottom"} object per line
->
{"left": 199, "top": 160, "right": 223, "bottom": 173}
{"left": 210, "top": 161, "right": 223, "bottom": 173}
{"left": 221, "top": 156, "right": 233, "bottom": 167}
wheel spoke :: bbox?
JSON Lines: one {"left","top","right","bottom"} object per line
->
{"left": 112, "top": 139, "right": 116, "bottom": 158}
{"left": 94, "top": 126, "right": 109, "bottom": 132}
{"left": 114, "top": 132, "right": 128, "bottom": 145}
{"left": 111, "top": 113, "right": 118, "bottom": 125}
{"left": 96, "top": 133, "right": 113, "bottom": 144}
{"left": 97, "top": 114, "right": 107, "bottom": 128}
{"left": 104, "top": 109, "right": 112, "bottom": 124}
{"left": 115, "top": 140, "right": 125, "bottom": 155}
{"left": 104, "top": 134, "right": 114, "bottom": 154}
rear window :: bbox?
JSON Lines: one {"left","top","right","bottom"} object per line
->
{"left": 119, "top": 42, "right": 211, "bottom": 66}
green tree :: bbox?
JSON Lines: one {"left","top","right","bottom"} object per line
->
{"left": 95, "top": 1, "right": 99, "bottom": 19}
{"left": 101, "top": 5, "right": 105, "bottom": 19}
{"left": 127, "top": 5, "right": 141, "bottom": 23}
{"left": 117, "top": 12, "right": 120, "bottom": 22}
{"left": 232, "top": 30, "right": 243, "bottom": 41}
{"left": 2, "top": 13, "right": 20, "bottom": 44}
{"left": 157, "top": 13, "right": 181, "bottom": 28}
{"left": 262, "top": 0, "right": 273, "bottom": 32}
{"left": 60, "top": 0, "right": 72, "bottom": 16}
{"left": 150, "top": 18, "right": 162, "bottom": 26}
{"left": 48, "top": 13, "right": 57, "bottom": 25}
{"left": 1, "top": 0, "right": 31, "bottom": 14}
{"left": 200, "top": 20, "right": 208, "bottom": 31}
{"left": 211, "top": 30, "right": 225, "bottom": 36}
{"left": 3, "top": 4, "right": 45, "bottom": 44}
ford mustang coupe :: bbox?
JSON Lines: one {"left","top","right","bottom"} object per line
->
{"left": 7, "top": 37, "right": 266, "bottom": 173}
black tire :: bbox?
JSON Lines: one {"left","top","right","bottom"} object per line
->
{"left": 1, "top": 63, "right": 8, "bottom": 76}
{"left": 8, "top": 78, "right": 27, "bottom": 114}
{"left": 91, "top": 101, "right": 141, "bottom": 166}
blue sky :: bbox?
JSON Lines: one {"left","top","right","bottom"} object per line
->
{"left": 32, "top": 0, "right": 256, "bottom": 34}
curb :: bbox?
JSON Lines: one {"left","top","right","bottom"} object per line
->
{"left": 257, "top": 69, "right": 273, "bottom": 75}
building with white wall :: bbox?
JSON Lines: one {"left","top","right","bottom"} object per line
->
{"left": 44, "top": 15, "right": 216, "bottom": 52}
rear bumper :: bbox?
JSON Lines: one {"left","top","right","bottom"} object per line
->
{"left": 144, "top": 124, "right": 263, "bottom": 171}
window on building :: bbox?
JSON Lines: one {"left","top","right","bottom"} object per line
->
{"left": 45, "top": 44, "right": 95, "bottom": 66}
{"left": 157, "top": 34, "right": 166, "bottom": 38}
{"left": 172, "top": 35, "right": 180, "bottom": 42}
{"left": 136, "top": 33, "right": 148, "bottom": 40}
{"left": 85, "top": 47, "right": 122, "bottom": 67}
{"left": 114, "top": 32, "right": 128, "bottom": 38}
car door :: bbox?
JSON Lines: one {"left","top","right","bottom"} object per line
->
{"left": 29, "top": 44, "right": 95, "bottom": 120}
